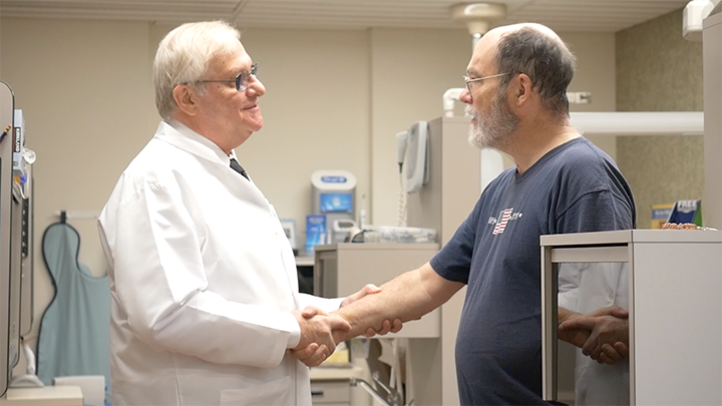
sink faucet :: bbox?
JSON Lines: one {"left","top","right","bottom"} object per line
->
{"left": 350, "top": 371, "right": 403, "bottom": 406}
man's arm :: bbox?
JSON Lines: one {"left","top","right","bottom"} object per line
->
{"left": 558, "top": 307, "right": 590, "bottom": 348}
{"left": 559, "top": 306, "right": 629, "bottom": 364}
{"left": 332, "top": 261, "right": 464, "bottom": 342}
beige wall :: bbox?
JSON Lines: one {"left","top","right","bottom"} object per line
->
{"left": 616, "top": 8, "right": 704, "bottom": 228}
{"left": 236, "top": 27, "right": 372, "bottom": 234}
{"left": 369, "top": 28, "right": 472, "bottom": 226}
{"left": 565, "top": 31, "right": 617, "bottom": 157}
{"left": 0, "top": 19, "right": 157, "bottom": 370}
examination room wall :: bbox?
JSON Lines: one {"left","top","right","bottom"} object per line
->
{"left": 616, "top": 8, "right": 704, "bottom": 228}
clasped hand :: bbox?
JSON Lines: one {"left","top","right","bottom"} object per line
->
{"left": 559, "top": 306, "right": 629, "bottom": 365}
{"left": 290, "top": 284, "right": 403, "bottom": 367}
{"left": 290, "top": 308, "right": 350, "bottom": 367}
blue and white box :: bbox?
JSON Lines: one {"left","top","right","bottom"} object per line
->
{"left": 305, "top": 215, "right": 326, "bottom": 253}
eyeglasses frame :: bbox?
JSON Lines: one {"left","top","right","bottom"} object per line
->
{"left": 463, "top": 72, "right": 509, "bottom": 96}
{"left": 185, "top": 63, "right": 258, "bottom": 91}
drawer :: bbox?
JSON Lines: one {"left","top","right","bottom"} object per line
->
{"left": 310, "top": 380, "right": 350, "bottom": 404}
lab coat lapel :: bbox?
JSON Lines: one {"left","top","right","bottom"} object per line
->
{"left": 155, "top": 122, "right": 269, "bottom": 209}
{"left": 154, "top": 121, "right": 222, "bottom": 165}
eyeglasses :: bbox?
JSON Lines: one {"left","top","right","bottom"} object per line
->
{"left": 187, "top": 63, "right": 258, "bottom": 91}
{"left": 463, "top": 72, "right": 509, "bottom": 95}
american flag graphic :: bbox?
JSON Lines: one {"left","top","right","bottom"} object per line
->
{"left": 493, "top": 208, "right": 513, "bottom": 235}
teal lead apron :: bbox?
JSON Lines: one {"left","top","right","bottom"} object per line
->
{"left": 36, "top": 222, "right": 111, "bottom": 399}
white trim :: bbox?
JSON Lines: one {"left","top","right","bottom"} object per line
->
{"left": 570, "top": 111, "right": 704, "bottom": 136}
{"left": 54, "top": 210, "right": 101, "bottom": 220}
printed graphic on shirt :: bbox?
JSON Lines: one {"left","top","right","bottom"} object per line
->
{"left": 488, "top": 208, "right": 523, "bottom": 235}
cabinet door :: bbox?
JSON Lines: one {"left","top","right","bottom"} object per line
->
{"left": 311, "top": 380, "right": 350, "bottom": 405}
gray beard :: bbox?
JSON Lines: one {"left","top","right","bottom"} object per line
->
{"left": 466, "top": 93, "right": 519, "bottom": 150}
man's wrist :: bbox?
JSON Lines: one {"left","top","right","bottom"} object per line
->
{"left": 558, "top": 307, "right": 578, "bottom": 325}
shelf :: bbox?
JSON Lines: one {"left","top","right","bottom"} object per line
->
{"left": 541, "top": 229, "right": 722, "bottom": 247}
{"left": 309, "top": 365, "right": 364, "bottom": 381}
{"left": 295, "top": 256, "right": 315, "bottom": 267}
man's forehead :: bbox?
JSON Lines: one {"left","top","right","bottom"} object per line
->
{"left": 467, "top": 41, "right": 497, "bottom": 75}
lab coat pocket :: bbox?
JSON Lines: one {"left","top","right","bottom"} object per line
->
{"left": 220, "top": 375, "right": 293, "bottom": 406}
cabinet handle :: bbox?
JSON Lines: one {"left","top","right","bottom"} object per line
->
{"left": 311, "top": 389, "right": 324, "bottom": 397}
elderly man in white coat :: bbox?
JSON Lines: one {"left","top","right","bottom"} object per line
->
{"left": 98, "top": 21, "right": 397, "bottom": 406}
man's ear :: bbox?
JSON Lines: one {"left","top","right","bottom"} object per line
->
{"left": 173, "top": 85, "right": 200, "bottom": 116}
{"left": 512, "top": 73, "right": 534, "bottom": 107}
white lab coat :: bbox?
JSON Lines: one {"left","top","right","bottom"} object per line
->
{"left": 558, "top": 262, "right": 630, "bottom": 406}
{"left": 98, "top": 120, "right": 342, "bottom": 406}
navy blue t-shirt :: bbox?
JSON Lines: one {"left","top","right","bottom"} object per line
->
{"left": 430, "top": 137, "right": 636, "bottom": 406}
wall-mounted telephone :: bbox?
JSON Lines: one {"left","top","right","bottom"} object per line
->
{"left": 397, "top": 121, "right": 430, "bottom": 194}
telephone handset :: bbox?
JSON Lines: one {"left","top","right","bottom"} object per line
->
{"left": 399, "top": 121, "right": 430, "bottom": 194}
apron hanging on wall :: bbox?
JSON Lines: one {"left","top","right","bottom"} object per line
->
{"left": 36, "top": 221, "right": 111, "bottom": 397}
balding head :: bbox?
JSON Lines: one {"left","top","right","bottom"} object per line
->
{"left": 486, "top": 22, "right": 562, "bottom": 42}
{"left": 472, "top": 23, "right": 576, "bottom": 117}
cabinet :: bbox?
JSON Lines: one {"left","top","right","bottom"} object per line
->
{"left": 540, "top": 230, "right": 722, "bottom": 405}
{"left": 311, "top": 380, "right": 351, "bottom": 406}
{"left": 0, "top": 386, "right": 83, "bottom": 406}
{"left": 309, "top": 366, "right": 364, "bottom": 406}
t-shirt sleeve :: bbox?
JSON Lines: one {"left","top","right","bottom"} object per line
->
{"left": 555, "top": 190, "right": 635, "bottom": 234}
{"left": 430, "top": 204, "right": 480, "bottom": 285}
{"left": 557, "top": 262, "right": 588, "bottom": 311}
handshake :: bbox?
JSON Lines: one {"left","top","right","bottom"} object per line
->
{"left": 558, "top": 306, "right": 630, "bottom": 365}
{"left": 289, "top": 284, "right": 402, "bottom": 367}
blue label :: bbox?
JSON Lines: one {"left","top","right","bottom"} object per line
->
{"left": 320, "top": 193, "right": 353, "bottom": 213}
{"left": 651, "top": 208, "right": 672, "bottom": 220}
{"left": 321, "top": 176, "right": 347, "bottom": 183}
{"left": 306, "top": 215, "right": 327, "bottom": 252}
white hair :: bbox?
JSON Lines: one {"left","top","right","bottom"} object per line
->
{"left": 153, "top": 20, "right": 242, "bottom": 120}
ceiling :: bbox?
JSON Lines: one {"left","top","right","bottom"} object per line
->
{"left": 0, "top": 0, "right": 691, "bottom": 33}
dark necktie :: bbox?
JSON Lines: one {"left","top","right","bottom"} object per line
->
{"left": 229, "top": 158, "right": 249, "bottom": 180}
